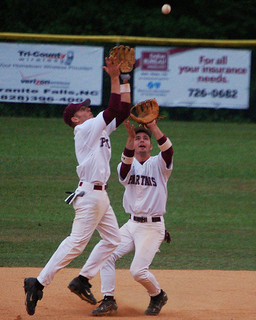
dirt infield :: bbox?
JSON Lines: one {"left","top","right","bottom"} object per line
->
{"left": 1, "top": 268, "right": 256, "bottom": 320}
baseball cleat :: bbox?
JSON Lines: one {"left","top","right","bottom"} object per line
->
{"left": 24, "top": 277, "right": 43, "bottom": 315}
{"left": 68, "top": 277, "right": 97, "bottom": 305}
{"left": 92, "top": 296, "right": 118, "bottom": 316}
{"left": 145, "top": 289, "right": 168, "bottom": 316}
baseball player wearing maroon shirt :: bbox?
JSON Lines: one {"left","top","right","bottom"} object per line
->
{"left": 92, "top": 120, "right": 173, "bottom": 316}
{"left": 24, "top": 57, "right": 131, "bottom": 316}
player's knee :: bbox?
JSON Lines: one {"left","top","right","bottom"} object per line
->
{"left": 105, "top": 252, "right": 118, "bottom": 266}
{"left": 115, "top": 235, "right": 122, "bottom": 247}
{"left": 130, "top": 266, "right": 147, "bottom": 282}
{"left": 102, "top": 234, "right": 121, "bottom": 253}
{"left": 110, "top": 231, "right": 121, "bottom": 248}
{"left": 67, "top": 236, "right": 88, "bottom": 254}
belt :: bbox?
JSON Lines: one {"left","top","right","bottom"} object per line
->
{"left": 79, "top": 181, "right": 108, "bottom": 191}
{"left": 129, "top": 215, "right": 161, "bottom": 223}
{"left": 93, "top": 185, "right": 108, "bottom": 190}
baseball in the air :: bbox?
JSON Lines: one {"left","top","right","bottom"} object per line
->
{"left": 161, "top": 4, "right": 171, "bottom": 15}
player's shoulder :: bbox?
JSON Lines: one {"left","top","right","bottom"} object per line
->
{"left": 150, "top": 154, "right": 161, "bottom": 162}
{"left": 74, "top": 118, "right": 95, "bottom": 138}
{"left": 151, "top": 153, "right": 169, "bottom": 169}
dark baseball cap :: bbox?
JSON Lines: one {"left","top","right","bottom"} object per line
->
{"left": 63, "top": 99, "right": 91, "bottom": 127}
{"left": 134, "top": 126, "right": 152, "bottom": 138}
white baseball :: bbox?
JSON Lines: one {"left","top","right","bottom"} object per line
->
{"left": 161, "top": 4, "right": 171, "bottom": 15}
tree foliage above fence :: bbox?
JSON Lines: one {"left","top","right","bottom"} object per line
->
{"left": 1, "top": 0, "right": 256, "bottom": 39}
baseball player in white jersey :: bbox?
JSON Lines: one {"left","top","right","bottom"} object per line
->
{"left": 24, "top": 57, "right": 132, "bottom": 316}
{"left": 92, "top": 119, "right": 173, "bottom": 316}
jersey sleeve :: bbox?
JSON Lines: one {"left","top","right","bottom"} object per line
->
{"left": 156, "top": 152, "right": 173, "bottom": 180}
{"left": 117, "top": 162, "right": 132, "bottom": 185}
{"left": 105, "top": 100, "right": 131, "bottom": 134}
{"left": 157, "top": 135, "right": 174, "bottom": 169}
{"left": 105, "top": 118, "right": 117, "bottom": 136}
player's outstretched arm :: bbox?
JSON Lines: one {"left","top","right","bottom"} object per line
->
{"left": 103, "top": 57, "right": 121, "bottom": 94}
{"left": 119, "top": 121, "right": 135, "bottom": 180}
{"left": 147, "top": 120, "right": 173, "bottom": 168}
{"left": 120, "top": 74, "right": 131, "bottom": 105}
{"left": 102, "top": 57, "right": 122, "bottom": 125}
{"left": 115, "top": 75, "right": 132, "bottom": 127}
{"left": 146, "top": 120, "right": 164, "bottom": 140}
{"left": 124, "top": 120, "right": 135, "bottom": 149}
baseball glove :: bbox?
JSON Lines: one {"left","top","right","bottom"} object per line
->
{"left": 164, "top": 229, "right": 171, "bottom": 244}
{"left": 109, "top": 45, "right": 135, "bottom": 73}
{"left": 130, "top": 98, "right": 162, "bottom": 125}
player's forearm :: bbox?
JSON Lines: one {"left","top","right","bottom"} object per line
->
{"left": 111, "top": 76, "right": 121, "bottom": 94}
{"left": 121, "top": 92, "right": 131, "bottom": 104}
{"left": 120, "top": 147, "right": 134, "bottom": 179}
{"left": 120, "top": 73, "right": 131, "bottom": 104}
{"left": 158, "top": 135, "right": 174, "bottom": 167}
{"left": 115, "top": 101, "right": 131, "bottom": 127}
{"left": 115, "top": 79, "right": 131, "bottom": 126}
{"left": 115, "top": 71, "right": 131, "bottom": 126}
{"left": 103, "top": 93, "right": 121, "bottom": 125}
{"left": 150, "top": 124, "right": 164, "bottom": 140}
{"left": 120, "top": 81, "right": 131, "bottom": 104}
{"left": 125, "top": 137, "right": 134, "bottom": 150}
{"left": 104, "top": 74, "right": 132, "bottom": 126}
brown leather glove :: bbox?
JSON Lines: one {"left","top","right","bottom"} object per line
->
{"left": 130, "top": 98, "right": 160, "bottom": 125}
{"left": 109, "top": 45, "right": 135, "bottom": 73}
{"left": 164, "top": 229, "right": 171, "bottom": 243}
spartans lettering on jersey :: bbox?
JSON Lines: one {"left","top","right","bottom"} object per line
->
{"left": 128, "top": 175, "right": 157, "bottom": 186}
{"left": 100, "top": 137, "right": 111, "bottom": 148}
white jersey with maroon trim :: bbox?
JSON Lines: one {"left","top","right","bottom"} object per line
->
{"left": 117, "top": 153, "right": 173, "bottom": 216}
{"left": 75, "top": 111, "right": 116, "bottom": 184}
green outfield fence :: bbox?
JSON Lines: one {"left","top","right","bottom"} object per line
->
{"left": 0, "top": 32, "right": 256, "bottom": 121}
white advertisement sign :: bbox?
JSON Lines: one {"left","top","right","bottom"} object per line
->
{"left": 134, "top": 47, "right": 251, "bottom": 109}
{"left": 0, "top": 43, "right": 104, "bottom": 105}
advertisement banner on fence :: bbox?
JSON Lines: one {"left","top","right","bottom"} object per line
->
{"left": 0, "top": 43, "right": 104, "bottom": 105}
{"left": 134, "top": 47, "right": 251, "bottom": 109}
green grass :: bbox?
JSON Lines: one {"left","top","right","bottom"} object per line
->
{"left": 0, "top": 117, "right": 255, "bottom": 270}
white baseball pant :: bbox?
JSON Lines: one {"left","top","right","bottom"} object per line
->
{"left": 37, "top": 186, "right": 121, "bottom": 286}
{"left": 100, "top": 218, "right": 165, "bottom": 297}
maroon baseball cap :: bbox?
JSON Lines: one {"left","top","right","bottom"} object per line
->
{"left": 63, "top": 99, "right": 91, "bottom": 127}
{"left": 134, "top": 126, "right": 152, "bottom": 138}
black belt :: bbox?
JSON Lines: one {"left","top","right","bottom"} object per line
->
{"left": 79, "top": 182, "right": 108, "bottom": 190}
{"left": 129, "top": 215, "right": 161, "bottom": 223}
{"left": 93, "top": 185, "right": 108, "bottom": 190}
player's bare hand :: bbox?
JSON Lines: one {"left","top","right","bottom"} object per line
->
{"left": 103, "top": 57, "right": 122, "bottom": 78}
{"left": 124, "top": 120, "right": 135, "bottom": 139}
{"left": 146, "top": 119, "right": 157, "bottom": 130}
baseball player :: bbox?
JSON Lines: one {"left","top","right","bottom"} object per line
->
{"left": 92, "top": 119, "right": 173, "bottom": 316}
{"left": 23, "top": 56, "right": 132, "bottom": 316}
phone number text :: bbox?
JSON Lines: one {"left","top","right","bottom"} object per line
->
{"left": 0, "top": 95, "right": 85, "bottom": 103}
{"left": 188, "top": 88, "right": 238, "bottom": 98}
